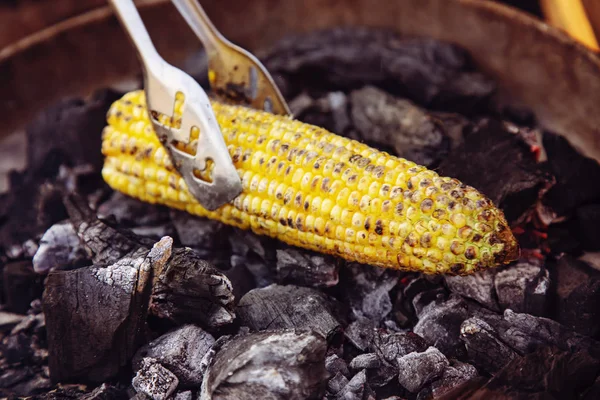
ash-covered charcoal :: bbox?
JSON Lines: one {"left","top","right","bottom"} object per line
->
{"left": 132, "top": 324, "right": 215, "bottom": 387}
{"left": 348, "top": 353, "right": 380, "bottom": 370}
{"left": 43, "top": 237, "right": 172, "bottom": 383}
{"left": 132, "top": 357, "right": 179, "bottom": 400}
{"left": 340, "top": 263, "right": 399, "bottom": 324}
{"left": 331, "top": 369, "right": 367, "bottom": 400}
{"left": 229, "top": 230, "right": 274, "bottom": 288}
{"left": 199, "top": 329, "right": 328, "bottom": 400}
{"left": 78, "top": 383, "right": 128, "bottom": 400}
{"left": 494, "top": 259, "right": 549, "bottom": 316}
{"left": 460, "top": 317, "right": 519, "bottom": 374}
{"left": 498, "top": 309, "right": 600, "bottom": 358}
{"left": 259, "top": 27, "right": 496, "bottom": 112}
{"left": 437, "top": 119, "right": 551, "bottom": 222}
{"left": 173, "top": 391, "right": 193, "bottom": 400}
{"left": 344, "top": 319, "right": 376, "bottom": 352}
{"left": 276, "top": 248, "right": 339, "bottom": 288}
{"left": 237, "top": 284, "right": 343, "bottom": 340}
{"left": 169, "top": 209, "right": 231, "bottom": 253}
{"left": 397, "top": 347, "right": 450, "bottom": 393}
{"left": 326, "top": 353, "right": 350, "bottom": 377}
{"left": 349, "top": 86, "right": 448, "bottom": 166}
{"left": 423, "top": 360, "right": 479, "bottom": 399}
{"left": 97, "top": 192, "right": 169, "bottom": 228}
{"left": 542, "top": 132, "right": 600, "bottom": 215}
{"left": 553, "top": 256, "right": 600, "bottom": 337}
{"left": 150, "top": 248, "right": 235, "bottom": 329}
{"left": 288, "top": 92, "right": 354, "bottom": 138}
{"left": 2, "top": 261, "right": 44, "bottom": 314}
{"left": 445, "top": 269, "right": 499, "bottom": 311}
{"left": 327, "top": 372, "right": 349, "bottom": 396}
{"left": 413, "top": 293, "right": 469, "bottom": 358}
{"left": 32, "top": 220, "right": 90, "bottom": 274}
{"left": 371, "top": 330, "right": 429, "bottom": 369}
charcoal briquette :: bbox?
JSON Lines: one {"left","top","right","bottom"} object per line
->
{"left": 132, "top": 358, "right": 179, "bottom": 400}
{"left": 348, "top": 353, "right": 380, "bottom": 370}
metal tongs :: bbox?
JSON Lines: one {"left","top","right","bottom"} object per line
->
{"left": 108, "top": 0, "right": 288, "bottom": 211}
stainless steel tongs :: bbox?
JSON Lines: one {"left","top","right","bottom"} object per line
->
{"left": 108, "top": 0, "right": 243, "bottom": 211}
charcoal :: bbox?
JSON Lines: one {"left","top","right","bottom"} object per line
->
{"left": 397, "top": 347, "right": 449, "bottom": 393}
{"left": 2, "top": 261, "right": 43, "bottom": 314}
{"left": 543, "top": 132, "right": 600, "bottom": 214}
{"left": 326, "top": 353, "right": 350, "bottom": 377}
{"left": 333, "top": 369, "right": 367, "bottom": 400}
{"left": 199, "top": 330, "right": 328, "bottom": 400}
{"left": 237, "top": 284, "right": 342, "bottom": 340}
{"left": 97, "top": 192, "right": 169, "bottom": 228}
{"left": 574, "top": 204, "right": 600, "bottom": 251}
{"left": 43, "top": 237, "right": 172, "bottom": 383}
{"left": 348, "top": 353, "right": 380, "bottom": 370}
{"left": 327, "top": 372, "right": 350, "bottom": 395}
{"left": 413, "top": 294, "right": 469, "bottom": 357}
{"left": 32, "top": 220, "right": 90, "bottom": 274}
{"left": 437, "top": 119, "right": 551, "bottom": 222}
{"left": 430, "top": 111, "right": 471, "bottom": 149}
{"left": 583, "top": 376, "right": 600, "bottom": 400}
{"left": 554, "top": 256, "right": 600, "bottom": 337}
{"left": 499, "top": 309, "right": 600, "bottom": 358}
{"left": 149, "top": 247, "right": 235, "bottom": 329}
{"left": 173, "top": 391, "right": 193, "bottom": 400}
{"left": 8, "top": 374, "right": 52, "bottom": 397}
{"left": 371, "top": 331, "right": 428, "bottom": 369}
{"left": 349, "top": 86, "right": 447, "bottom": 166}
{"left": 79, "top": 383, "right": 128, "bottom": 400}
{"left": 133, "top": 324, "right": 215, "bottom": 387}
{"left": 431, "top": 361, "right": 478, "bottom": 396}
{"left": 260, "top": 28, "right": 495, "bottom": 112}
{"left": 459, "top": 317, "right": 519, "bottom": 374}
{"left": 290, "top": 92, "right": 353, "bottom": 137}
{"left": 0, "top": 311, "right": 25, "bottom": 332}
{"left": 404, "top": 276, "right": 446, "bottom": 315}
{"left": 132, "top": 358, "right": 179, "bottom": 400}
{"left": 344, "top": 319, "right": 376, "bottom": 351}
{"left": 222, "top": 261, "right": 257, "bottom": 301}
{"left": 229, "top": 230, "right": 274, "bottom": 288}
{"left": 342, "top": 263, "right": 398, "bottom": 323}
{"left": 0, "top": 367, "right": 32, "bottom": 388}
{"left": 494, "top": 260, "right": 550, "bottom": 316}
{"left": 169, "top": 210, "right": 230, "bottom": 252}
{"left": 445, "top": 269, "right": 499, "bottom": 311}
{"left": 276, "top": 248, "right": 339, "bottom": 288}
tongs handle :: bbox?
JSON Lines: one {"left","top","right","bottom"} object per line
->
{"left": 171, "top": 0, "right": 221, "bottom": 57}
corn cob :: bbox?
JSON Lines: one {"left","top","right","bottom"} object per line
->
{"left": 101, "top": 90, "right": 519, "bottom": 275}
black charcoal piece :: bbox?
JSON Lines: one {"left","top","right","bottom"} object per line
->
{"left": 327, "top": 372, "right": 349, "bottom": 395}
{"left": 2, "top": 261, "right": 43, "bottom": 314}
{"left": 260, "top": 28, "right": 495, "bottom": 111}
{"left": 97, "top": 192, "right": 169, "bottom": 228}
{"left": 437, "top": 119, "right": 551, "bottom": 222}
{"left": 237, "top": 284, "right": 342, "bottom": 340}
{"left": 574, "top": 204, "right": 600, "bottom": 251}
{"left": 342, "top": 263, "right": 398, "bottom": 323}
{"left": 150, "top": 247, "right": 235, "bottom": 329}
{"left": 0, "top": 368, "right": 32, "bottom": 389}
{"left": 43, "top": 237, "right": 172, "bottom": 383}
{"left": 413, "top": 294, "right": 469, "bottom": 358}
{"left": 350, "top": 86, "right": 447, "bottom": 166}
{"left": 333, "top": 370, "right": 367, "bottom": 400}
{"left": 79, "top": 383, "right": 128, "bottom": 400}
{"left": 419, "top": 360, "right": 479, "bottom": 399}
{"left": 348, "top": 353, "right": 380, "bottom": 370}
{"left": 199, "top": 330, "right": 328, "bottom": 400}
{"left": 554, "top": 256, "right": 600, "bottom": 337}
{"left": 499, "top": 310, "right": 600, "bottom": 357}
{"left": 169, "top": 210, "right": 230, "bottom": 251}
{"left": 132, "top": 358, "right": 179, "bottom": 400}
{"left": 410, "top": 287, "right": 448, "bottom": 317}
{"left": 445, "top": 269, "right": 499, "bottom": 311}
{"left": 229, "top": 230, "right": 274, "bottom": 288}
{"left": 133, "top": 325, "right": 215, "bottom": 387}
{"left": 397, "top": 347, "right": 449, "bottom": 393}
{"left": 494, "top": 260, "right": 549, "bottom": 316}
{"left": 276, "top": 248, "right": 339, "bottom": 288}
{"left": 344, "top": 319, "right": 376, "bottom": 351}
{"left": 459, "top": 317, "right": 519, "bottom": 374}
{"left": 33, "top": 220, "right": 90, "bottom": 274}
{"left": 543, "top": 132, "right": 600, "bottom": 214}
{"left": 7, "top": 374, "right": 52, "bottom": 397}
{"left": 326, "top": 354, "right": 350, "bottom": 377}
{"left": 371, "top": 331, "right": 428, "bottom": 369}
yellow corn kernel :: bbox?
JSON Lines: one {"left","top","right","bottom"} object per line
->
{"left": 101, "top": 90, "right": 520, "bottom": 275}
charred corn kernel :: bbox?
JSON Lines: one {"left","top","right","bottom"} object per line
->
{"left": 101, "top": 90, "right": 520, "bottom": 275}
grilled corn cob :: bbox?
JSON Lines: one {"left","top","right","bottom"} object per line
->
{"left": 101, "top": 90, "right": 519, "bottom": 275}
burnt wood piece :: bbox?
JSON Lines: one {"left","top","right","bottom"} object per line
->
{"left": 445, "top": 269, "right": 500, "bottom": 311}
{"left": 42, "top": 237, "right": 172, "bottom": 383}
{"left": 32, "top": 220, "right": 91, "bottom": 274}
{"left": 199, "top": 329, "right": 328, "bottom": 400}
{"left": 397, "top": 346, "right": 449, "bottom": 393}
{"left": 132, "top": 357, "right": 179, "bottom": 400}
{"left": 275, "top": 248, "right": 339, "bottom": 288}
{"left": 237, "top": 284, "right": 343, "bottom": 340}
{"left": 437, "top": 119, "right": 551, "bottom": 223}
{"left": 259, "top": 27, "right": 496, "bottom": 113}
{"left": 2, "top": 261, "right": 43, "bottom": 314}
